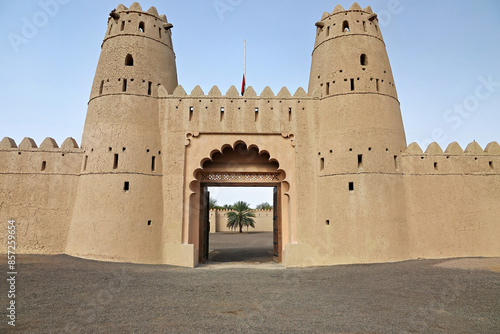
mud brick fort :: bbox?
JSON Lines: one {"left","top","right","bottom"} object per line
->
{"left": 1, "top": 3, "right": 498, "bottom": 267}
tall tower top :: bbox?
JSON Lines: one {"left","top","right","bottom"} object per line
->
{"left": 112, "top": 3, "right": 169, "bottom": 22}
{"left": 314, "top": 2, "right": 383, "bottom": 47}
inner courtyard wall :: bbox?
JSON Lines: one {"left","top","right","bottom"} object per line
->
{"left": 209, "top": 209, "right": 274, "bottom": 233}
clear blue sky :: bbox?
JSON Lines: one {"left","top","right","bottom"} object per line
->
{"left": 1, "top": 1, "right": 499, "bottom": 206}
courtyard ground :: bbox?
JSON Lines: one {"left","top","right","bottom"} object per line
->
{"left": 1, "top": 234, "right": 499, "bottom": 333}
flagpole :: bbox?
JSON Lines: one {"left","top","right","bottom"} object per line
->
{"left": 244, "top": 40, "right": 246, "bottom": 81}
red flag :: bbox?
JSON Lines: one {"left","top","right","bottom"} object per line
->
{"left": 241, "top": 73, "right": 246, "bottom": 96}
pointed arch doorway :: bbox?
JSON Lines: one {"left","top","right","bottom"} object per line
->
{"left": 200, "top": 182, "right": 282, "bottom": 264}
{"left": 183, "top": 136, "right": 296, "bottom": 268}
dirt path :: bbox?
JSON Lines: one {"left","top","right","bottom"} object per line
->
{"left": 1, "top": 255, "right": 499, "bottom": 333}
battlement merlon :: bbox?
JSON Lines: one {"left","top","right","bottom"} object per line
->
{"left": 157, "top": 85, "right": 311, "bottom": 99}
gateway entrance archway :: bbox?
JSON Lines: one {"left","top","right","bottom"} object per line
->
{"left": 200, "top": 184, "right": 282, "bottom": 264}
{"left": 183, "top": 138, "right": 296, "bottom": 267}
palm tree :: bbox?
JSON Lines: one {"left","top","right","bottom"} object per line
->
{"left": 209, "top": 198, "right": 218, "bottom": 210}
{"left": 226, "top": 201, "right": 256, "bottom": 233}
{"left": 256, "top": 202, "right": 273, "bottom": 210}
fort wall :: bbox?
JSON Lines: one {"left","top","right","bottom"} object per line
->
{"left": 0, "top": 137, "right": 82, "bottom": 253}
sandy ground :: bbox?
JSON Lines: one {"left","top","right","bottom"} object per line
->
{"left": 1, "top": 234, "right": 499, "bottom": 333}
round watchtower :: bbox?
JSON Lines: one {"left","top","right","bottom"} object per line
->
{"left": 66, "top": 3, "right": 177, "bottom": 263}
{"left": 306, "top": 3, "right": 410, "bottom": 265}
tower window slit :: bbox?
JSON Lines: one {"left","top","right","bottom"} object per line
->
{"left": 83, "top": 155, "right": 88, "bottom": 171}
{"left": 125, "top": 54, "right": 134, "bottom": 66}
{"left": 434, "top": 162, "right": 438, "bottom": 171}
{"left": 220, "top": 107, "right": 225, "bottom": 121}
{"left": 326, "top": 82, "right": 330, "bottom": 95}
{"left": 254, "top": 107, "right": 259, "bottom": 122}
{"left": 148, "top": 81, "right": 152, "bottom": 95}
{"left": 376, "top": 79, "right": 380, "bottom": 92}
{"left": 122, "top": 79, "right": 127, "bottom": 92}
{"left": 350, "top": 79, "right": 355, "bottom": 91}
{"left": 394, "top": 155, "right": 399, "bottom": 171}
{"left": 99, "top": 80, "right": 104, "bottom": 95}
{"left": 349, "top": 182, "right": 354, "bottom": 191}
{"left": 326, "top": 26, "right": 330, "bottom": 37}
{"left": 108, "top": 24, "right": 113, "bottom": 35}
{"left": 360, "top": 54, "right": 368, "bottom": 66}
{"left": 139, "top": 22, "right": 145, "bottom": 33}
{"left": 123, "top": 181, "right": 130, "bottom": 191}
{"left": 320, "top": 158, "right": 325, "bottom": 171}
{"left": 159, "top": 27, "right": 162, "bottom": 39}
{"left": 342, "top": 20, "right": 349, "bottom": 32}
{"left": 363, "top": 21, "right": 366, "bottom": 32}
{"left": 189, "top": 106, "right": 194, "bottom": 121}
{"left": 358, "top": 154, "right": 363, "bottom": 170}
{"left": 289, "top": 108, "right": 292, "bottom": 122}
{"left": 41, "top": 161, "right": 46, "bottom": 171}
{"left": 113, "top": 154, "right": 119, "bottom": 169}
{"left": 151, "top": 156, "right": 156, "bottom": 172}
{"left": 120, "top": 21, "right": 125, "bottom": 31}
{"left": 489, "top": 161, "right": 493, "bottom": 169}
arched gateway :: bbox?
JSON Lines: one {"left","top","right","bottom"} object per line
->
{"left": 184, "top": 138, "right": 296, "bottom": 266}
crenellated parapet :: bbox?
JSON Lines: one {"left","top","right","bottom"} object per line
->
{"left": 402, "top": 141, "right": 500, "bottom": 175}
{"left": 315, "top": 3, "right": 382, "bottom": 46}
{"left": 160, "top": 85, "right": 312, "bottom": 135}
{"left": 0, "top": 137, "right": 83, "bottom": 175}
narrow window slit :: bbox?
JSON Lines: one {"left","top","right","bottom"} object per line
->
{"left": 376, "top": 79, "right": 380, "bottom": 92}
{"left": 288, "top": 108, "right": 292, "bottom": 122}
{"left": 148, "top": 220, "right": 152, "bottom": 226}
{"left": 360, "top": 54, "right": 368, "bottom": 66}
{"left": 350, "top": 79, "right": 355, "bottom": 91}
{"left": 254, "top": 107, "right": 259, "bottom": 122}
{"left": 99, "top": 80, "right": 104, "bottom": 95}
{"left": 159, "top": 27, "right": 162, "bottom": 39}
{"left": 120, "top": 21, "right": 125, "bottom": 31}
{"left": 123, "top": 181, "right": 130, "bottom": 191}
{"left": 220, "top": 107, "right": 225, "bottom": 121}
{"left": 342, "top": 21, "right": 349, "bottom": 32}
{"left": 139, "top": 22, "right": 145, "bottom": 33}
{"left": 125, "top": 54, "right": 134, "bottom": 66}
{"left": 434, "top": 162, "right": 438, "bottom": 171}
{"left": 358, "top": 154, "right": 363, "bottom": 170}
{"left": 394, "top": 155, "right": 399, "bottom": 171}
{"left": 489, "top": 161, "right": 494, "bottom": 169}
{"left": 148, "top": 81, "right": 152, "bottom": 95}
{"left": 122, "top": 79, "right": 127, "bottom": 92}
{"left": 83, "top": 155, "right": 88, "bottom": 171}
{"left": 41, "top": 161, "right": 46, "bottom": 171}
{"left": 189, "top": 106, "right": 194, "bottom": 121}
{"left": 151, "top": 156, "right": 156, "bottom": 172}
{"left": 349, "top": 182, "right": 354, "bottom": 191}
{"left": 113, "top": 154, "right": 119, "bottom": 169}
{"left": 320, "top": 158, "right": 325, "bottom": 171}
{"left": 326, "top": 82, "right": 330, "bottom": 95}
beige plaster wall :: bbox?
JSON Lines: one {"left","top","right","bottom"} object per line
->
{"left": 0, "top": 137, "right": 82, "bottom": 253}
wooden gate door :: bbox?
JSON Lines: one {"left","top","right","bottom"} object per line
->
{"left": 201, "top": 188, "right": 210, "bottom": 263}
{"left": 273, "top": 186, "right": 281, "bottom": 263}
